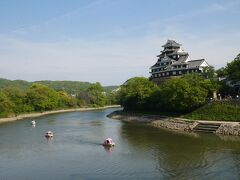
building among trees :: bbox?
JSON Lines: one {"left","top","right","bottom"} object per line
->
{"left": 150, "top": 40, "right": 210, "bottom": 84}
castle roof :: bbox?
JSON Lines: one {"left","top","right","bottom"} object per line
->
{"left": 162, "top": 40, "right": 181, "bottom": 48}
{"left": 187, "top": 59, "right": 206, "bottom": 68}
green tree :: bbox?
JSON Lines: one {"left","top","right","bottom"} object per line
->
{"left": 216, "top": 67, "right": 228, "bottom": 78}
{"left": 87, "top": 82, "right": 107, "bottom": 107}
{"left": 57, "top": 90, "right": 77, "bottom": 108}
{"left": 160, "top": 76, "right": 208, "bottom": 112}
{"left": 202, "top": 66, "right": 216, "bottom": 79}
{"left": 183, "top": 73, "right": 219, "bottom": 97}
{"left": 3, "top": 87, "right": 33, "bottom": 113}
{"left": 226, "top": 53, "right": 240, "bottom": 81}
{"left": 26, "top": 84, "right": 59, "bottom": 111}
{"left": 0, "top": 91, "right": 15, "bottom": 117}
{"left": 119, "top": 77, "right": 160, "bottom": 110}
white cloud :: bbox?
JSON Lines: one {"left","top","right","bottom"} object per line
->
{"left": 0, "top": 31, "right": 239, "bottom": 85}
{"left": 0, "top": 35, "right": 160, "bottom": 85}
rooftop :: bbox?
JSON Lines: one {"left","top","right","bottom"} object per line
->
{"left": 162, "top": 40, "right": 181, "bottom": 48}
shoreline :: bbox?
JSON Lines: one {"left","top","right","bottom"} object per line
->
{"left": 0, "top": 105, "right": 121, "bottom": 124}
{"left": 107, "top": 110, "right": 240, "bottom": 136}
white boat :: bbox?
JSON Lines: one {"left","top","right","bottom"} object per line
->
{"left": 45, "top": 131, "right": 53, "bottom": 138}
{"left": 31, "top": 120, "right": 36, "bottom": 126}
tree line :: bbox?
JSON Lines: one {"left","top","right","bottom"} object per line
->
{"left": 0, "top": 82, "right": 117, "bottom": 118}
{"left": 118, "top": 74, "right": 217, "bottom": 113}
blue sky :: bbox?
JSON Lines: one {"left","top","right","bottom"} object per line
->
{"left": 0, "top": 0, "right": 239, "bottom": 85}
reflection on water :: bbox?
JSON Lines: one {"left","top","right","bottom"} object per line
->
{"left": 120, "top": 123, "right": 240, "bottom": 179}
{"left": 0, "top": 108, "right": 239, "bottom": 179}
{"left": 103, "top": 146, "right": 114, "bottom": 155}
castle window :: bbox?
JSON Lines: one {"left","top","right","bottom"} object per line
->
{"left": 162, "top": 73, "right": 165, "bottom": 76}
{"left": 179, "top": 71, "right": 182, "bottom": 74}
{"left": 173, "top": 71, "right": 176, "bottom": 75}
{"left": 166, "top": 72, "right": 169, "bottom": 76}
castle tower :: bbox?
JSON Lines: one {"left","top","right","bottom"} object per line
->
{"left": 150, "top": 40, "right": 209, "bottom": 85}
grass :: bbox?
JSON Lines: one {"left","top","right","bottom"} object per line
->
{"left": 182, "top": 101, "right": 240, "bottom": 121}
{"left": 121, "top": 101, "right": 240, "bottom": 122}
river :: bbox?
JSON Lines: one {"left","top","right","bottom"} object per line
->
{"left": 0, "top": 108, "right": 240, "bottom": 179}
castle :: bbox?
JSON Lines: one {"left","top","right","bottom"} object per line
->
{"left": 150, "top": 40, "right": 210, "bottom": 84}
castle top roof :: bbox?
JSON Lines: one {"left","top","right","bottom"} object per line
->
{"left": 162, "top": 40, "right": 181, "bottom": 48}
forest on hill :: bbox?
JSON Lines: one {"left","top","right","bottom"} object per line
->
{"left": 0, "top": 78, "right": 118, "bottom": 94}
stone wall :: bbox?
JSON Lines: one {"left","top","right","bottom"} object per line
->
{"left": 107, "top": 110, "right": 197, "bottom": 132}
{"left": 108, "top": 110, "right": 240, "bottom": 136}
{"left": 216, "top": 123, "right": 240, "bottom": 136}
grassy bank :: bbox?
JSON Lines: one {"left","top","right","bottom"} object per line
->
{"left": 182, "top": 101, "right": 240, "bottom": 121}
{"left": 120, "top": 101, "right": 240, "bottom": 122}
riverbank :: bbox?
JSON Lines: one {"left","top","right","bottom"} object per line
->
{"left": 0, "top": 105, "right": 121, "bottom": 124}
{"left": 107, "top": 110, "right": 240, "bottom": 136}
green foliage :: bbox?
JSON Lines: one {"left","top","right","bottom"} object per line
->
{"left": 160, "top": 76, "right": 208, "bottom": 112}
{"left": 226, "top": 53, "right": 240, "bottom": 81}
{"left": 183, "top": 101, "right": 240, "bottom": 121}
{"left": 35, "top": 80, "right": 92, "bottom": 94}
{"left": 87, "top": 82, "right": 107, "bottom": 107}
{"left": 57, "top": 90, "right": 77, "bottom": 108}
{"left": 0, "top": 78, "right": 116, "bottom": 118}
{"left": 0, "top": 78, "right": 30, "bottom": 90}
{"left": 0, "top": 78, "right": 119, "bottom": 95}
{"left": 76, "top": 82, "right": 114, "bottom": 107}
{"left": 216, "top": 67, "right": 228, "bottom": 78}
{"left": 2, "top": 87, "right": 33, "bottom": 114}
{"left": 202, "top": 66, "right": 216, "bottom": 79}
{"left": 103, "top": 86, "right": 119, "bottom": 93}
{"left": 118, "top": 77, "right": 160, "bottom": 110}
{"left": 0, "top": 91, "right": 15, "bottom": 117}
{"left": 119, "top": 74, "right": 219, "bottom": 113}
{"left": 26, "top": 84, "right": 59, "bottom": 111}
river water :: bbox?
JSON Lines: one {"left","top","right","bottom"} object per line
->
{"left": 0, "top": 108, "right": 240, "bottom": 179}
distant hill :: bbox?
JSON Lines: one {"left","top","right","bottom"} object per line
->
{"left": 102, "top": 85, "right": 119, "bottom": 93}
{"left": 0, "top": 78, "right": 30, "bottom": 90}
{"left": 35, "top": 80, "right": 92, "bottom": 94}
{"left": 0, "top": 78, "right": 118, "bottom": 94}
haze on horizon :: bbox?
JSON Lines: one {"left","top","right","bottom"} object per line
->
{"left": 0, "top": 0, "right": 239, "bottom": 86}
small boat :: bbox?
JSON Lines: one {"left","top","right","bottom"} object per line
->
{"left": 45, "top": 131, "right": 53, "bottom": 138}
{"left": 102, "top": 138, "right": 115, "bottom": 147}
{"left": 31, "top": 120, "right": 36, "bottom": 126}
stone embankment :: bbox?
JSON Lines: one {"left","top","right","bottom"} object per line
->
{"left": 107, "top": 110, "right": 240, "bottom": 136}
{"left": 107, "top": 110, "right": 198, "bottom": 132}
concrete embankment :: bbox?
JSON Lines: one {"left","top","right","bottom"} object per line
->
{"left": 107, "top": 110, "right": 240, "bottom": 136}
{"left": 0, "top": 105, "right": 121, "bottom": 124}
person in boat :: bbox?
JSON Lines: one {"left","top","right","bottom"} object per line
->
{"left": 103, "top": 138, "right": 115, "bottom": 146}
{"left": 45, "top": 131, "right": 53, "bottom": 138}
